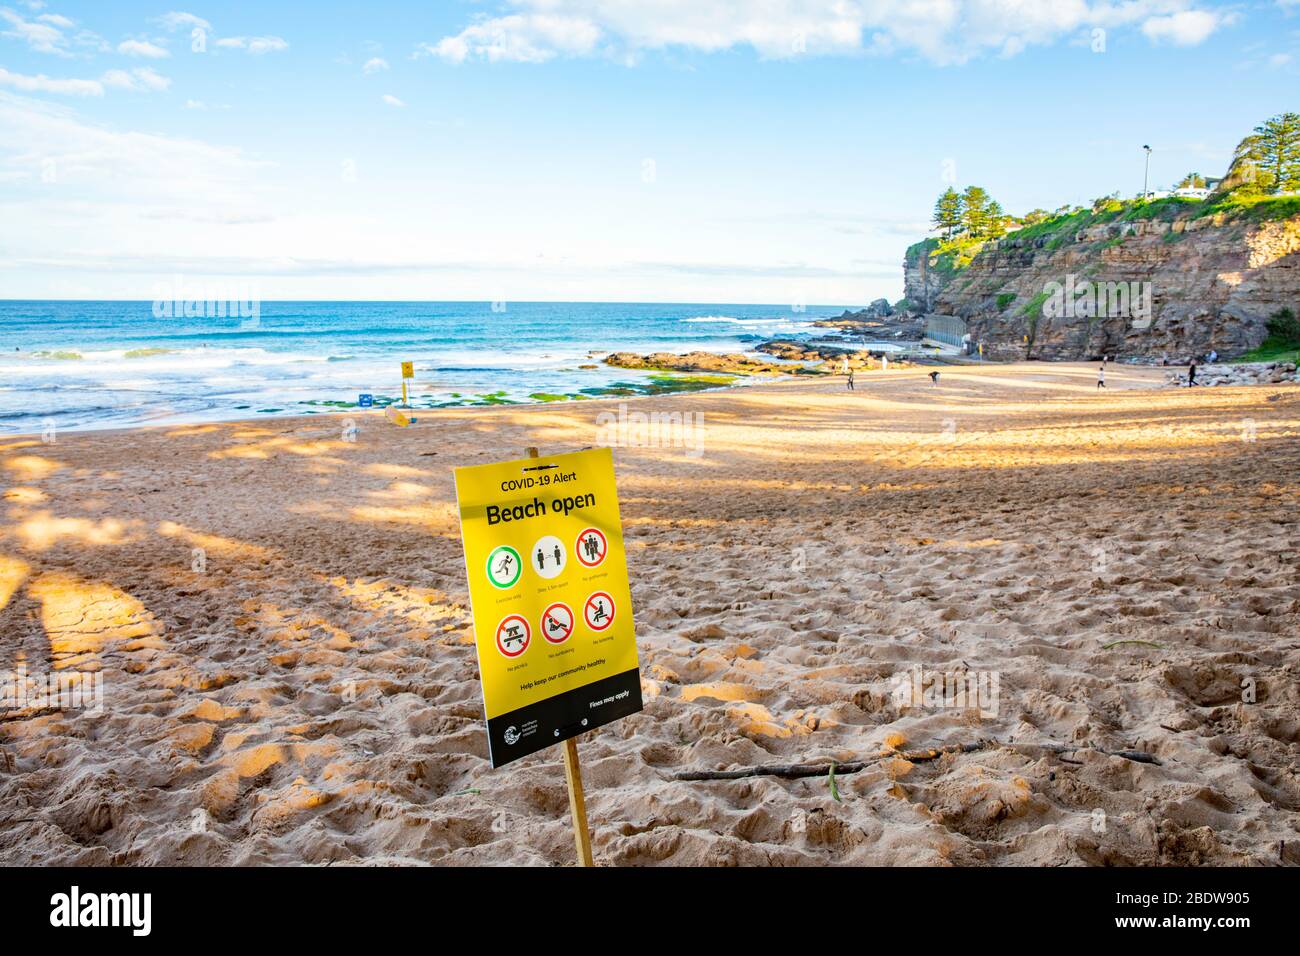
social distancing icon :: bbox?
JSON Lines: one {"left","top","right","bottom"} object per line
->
{"left": 486, "top": 545, "right": 522, "bottom": 589}
{"left": 541, "top": 601, "right": 575, "bottom": 644}
{"left": 532, "top": 534, "right": 566, "bottom": 580}
{"left": 496, "top": 613, "right": 531, "bottom": 658}
{"left": 575, "top": 527, "right": 608, "bottom": 568}
{"left": 584, "top": 591, "right": 615, "bottom": 631}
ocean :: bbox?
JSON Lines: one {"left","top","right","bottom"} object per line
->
{"left": 0, "top": 300, "right": 867, "bottom": 433}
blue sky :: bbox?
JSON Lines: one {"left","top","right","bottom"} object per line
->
{"left": 1, "top": 0, "right": 1297, "bottom": 303}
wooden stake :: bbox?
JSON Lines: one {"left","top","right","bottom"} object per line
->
{"left": 562, "top": 737, "right": 594, "bottom": 867}
{"left": 527, "top": 445, "right": 595, "bottom": 867}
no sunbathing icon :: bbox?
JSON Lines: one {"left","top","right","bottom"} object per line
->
{"left": 542, "top": 601, "right": 574, "bottom": 644}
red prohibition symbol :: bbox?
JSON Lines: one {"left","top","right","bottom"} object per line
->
{"left": 584, "top": 591, "right": 615, "bottom": 631}
{"left": 495, "top": 613, "right": 531, "bottom": 658}
{"left": 541, "top": 601, "right": 575, "bottom": 644}
{"left": 575, "top": 527, "right": 608, "bottom": 568}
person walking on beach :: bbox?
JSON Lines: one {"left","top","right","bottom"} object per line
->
{"left": 847, "top": 368, "right": 855, "bottom": 391}
{"left": 1096, "top": 365, "right": 1106, "bottom": 389}
{"left": 1188, "top": 359, "right": 1197, "bottom": 387}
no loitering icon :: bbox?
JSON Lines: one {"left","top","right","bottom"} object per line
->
{"left": 583, "top": 591, "right": 615, "bottom": 631}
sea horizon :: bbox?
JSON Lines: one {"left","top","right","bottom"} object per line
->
{"left": 1, "top": 299, "right": 877, "bottom": 433}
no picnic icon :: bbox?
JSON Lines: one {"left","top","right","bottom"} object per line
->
{"left": 496, "top": 613, "right": 531, "bottom": 658}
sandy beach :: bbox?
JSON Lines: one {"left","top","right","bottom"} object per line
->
{"left": 1, "top": 361, "right": 1297, "bottom": 866}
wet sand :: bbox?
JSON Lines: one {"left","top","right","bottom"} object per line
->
{"left": 2, "top": 361, "right": 1298, "bottom": 865}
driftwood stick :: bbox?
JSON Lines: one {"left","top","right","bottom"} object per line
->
{"left": 671, "top": 742, "right": 985, "bottom": 781}
{"left": 1015, "top": 742, "right": 1161, "bottom": 765}
{"left": 671, "top": 739, "right": 1159, "bottom": 781}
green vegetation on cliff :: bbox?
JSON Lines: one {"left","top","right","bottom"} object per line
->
{"left": 913, "top": 113, "right": 1300, "bottom": 284}
{"left": 907, "top": 234, "right": 986, "bottom": 276}
{"left": 1237, "top": 309, "right": 1300, "bottom": 365}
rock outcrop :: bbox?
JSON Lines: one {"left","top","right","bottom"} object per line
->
{"left": 903, "top": 238, "right": 953, "bottom": 314}
{"left": 812, "top": 303, "right": 925, "bottom": 341}
{"left": 757, "top": 340, "right": 913, "bottom": 370}
{"left": 603, "top": 350, "right": 826, "bottom": 375}
{"left": 914, "top": 208, "right": 1300, "bottom": 361}
{"left": 1161, "top": 361, "right": 1297, "bottom": 387}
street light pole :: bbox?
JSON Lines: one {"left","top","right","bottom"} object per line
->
{"left": 1143, "top": 145, "right": 1152, "bottom": 199}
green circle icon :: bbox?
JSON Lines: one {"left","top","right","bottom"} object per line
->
{"left": 486, "top": 545, "right": 522, "bottom": 589}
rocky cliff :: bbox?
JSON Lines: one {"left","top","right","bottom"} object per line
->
{"left": 902, "top": 238, "right": 951, "bottom": 314}
{"left": 910, "top": 200, "right": 1300, "bottom": 361}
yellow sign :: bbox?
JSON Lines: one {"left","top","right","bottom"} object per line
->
{"left": 400, "top": 361, "right": 414, "bottom": 379}
{"left": 384, "top": 405, "right": 413, "bottom": 427}
{"left": 454, "top": 447, "right": 641, "bottom": 767}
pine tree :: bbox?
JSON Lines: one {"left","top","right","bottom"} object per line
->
{"left": 1252, "top": 113, "right": 1300, "bottom": 192}
{"left": 984, "top": 200, "right": 1007, "bottom": 238}
{"left": 931, "top": 187, "right": 963, "bottom": 238}
{"left": 960, "top": 186, "right": 992, "bottom": 237}
{"left": 1228, "top": 114, "right": 1300, "bottom": 194}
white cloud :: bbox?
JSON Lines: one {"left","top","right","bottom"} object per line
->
{"left": 156, "top": 11, "right": 211, "bottom": 32}
{"left": 420, "top": 1, "right": 1237, "bottom": 66}
{"left": 419, "top": 13, "right": 602, "bottom": 63}
{"left": 215, "top": 35, "right": 288, "bottom": 54}
{"left": 381, "top": 93, "right": 404, "bottom": 106}
{"left": 0, "top": 65, "right": 100, "bottom": 95}
{"left": 0, "top": 65, "right": 173, "bottom": 97}
{"left": 0, "top": 89, "right": 269, "bottom": 226}
{"left": 363, "top": 56, "right": 389, "bottom": 73}
{"left": 117, "top": 38, "right": 170, "bottom": 58}
{"left": 1141, "top": 10, "right": 1226, "bottom": 45}
{"left": 1, "top": 5, "right": 71, "bottom": 54}
{"left": 101, "top": 67, "right": 171, "bottom": 92}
